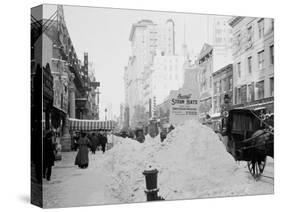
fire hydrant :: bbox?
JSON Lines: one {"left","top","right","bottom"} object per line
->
{"left": 143, "top": 166, "right": 165, "bottom": 201}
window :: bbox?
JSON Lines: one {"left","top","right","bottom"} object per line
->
{"left": 248, "top": 56, "right": 252, "bottom": 73}
{"left": 270, "top": 77, "right": 274, "bottom": 96}
{"left": 223, "top": 78, "right": 227, "bottom": 91}
{"left": 247, "top": 26, "right": 253, "bottom": 41}
{"left": 247, "top": 25, "right": 253, "bottom": 35}
{"left": 216, "top": 37, "right": 222, "bottom": 43}
{"left": 216, "top": 29, "right": 222, "bottom": 34}
{"left": 217, "top": 81, "right": 220, "bottom": 93}
{"left": 270, "top": 45, "right": 274, "bottom": 65}
{"left": 214, "top": 82, "right": 217, "bottom": 94}
{"left": 247, "top": 84, "right": 253, "bottom": 102}
{"left": 237, "top": 87, "right": 241, "bottom": 104}
{"left": 237, "top": 62, "right": 241, "bottom": 78}
{"left": 237, "top": 33, "right": 241, "bottom": 46}
{"left": 258, "top": 19, "right": 264, "bottom": 38}
{"left": 219, "top": 80, "right": 222, "bottom": 92}
{"left": 229, "top": 77, "right": 233, "bottom": 90}
{"left": 258, "top": 50, "right": 265, "bottom": 70}
{"left": 256, "top": 80, "right": 264, "bottom": 100}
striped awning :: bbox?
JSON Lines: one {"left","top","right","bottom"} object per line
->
{"left": 69, "top": 118, "right": 116, "bottom": 131}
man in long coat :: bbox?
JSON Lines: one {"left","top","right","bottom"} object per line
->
{"left": 90, "top": 132, "right": 99, "bottom": 154}
{"left": 99, "top": 132, "right": 107, "bottom": 153}
{"left": 43, "top": 131, "right": 56, "bottom": 181}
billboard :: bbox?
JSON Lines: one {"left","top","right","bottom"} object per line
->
{"left": 170, "top": 93, "right": 199, "bottom": 125}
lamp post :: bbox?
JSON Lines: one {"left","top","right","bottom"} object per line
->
{"left": 105, "top": 108, "right": 107, "bottom": 121}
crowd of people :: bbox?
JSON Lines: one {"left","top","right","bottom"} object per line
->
{"left": 116, "top": 124, "right": 175, "bottom": 143}
{"left": 43, "top": 125, "right": 175, "bottom": 182}
{"left": 42, "top": 130, "right": 109, "bottom": 181}
{"left": 73, "top": 131, "right": 108, "bottom": 169}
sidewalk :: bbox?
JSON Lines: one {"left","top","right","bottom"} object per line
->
{"left": 43, "top": 151, "right": 113, "bottom": 208}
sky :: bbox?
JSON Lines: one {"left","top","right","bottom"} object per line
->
{"left": 42, "top": 4, "right": 231, "bottom": 120}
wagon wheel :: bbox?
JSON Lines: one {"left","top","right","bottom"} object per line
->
{"left": 247, "top": 158, "right": 266, "bottom": 179}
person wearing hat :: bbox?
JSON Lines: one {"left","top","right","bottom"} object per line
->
{"left": 220, "top": 94, "right": 232, "bottom": 135}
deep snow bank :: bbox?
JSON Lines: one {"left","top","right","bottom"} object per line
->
{"left": 100, "top": 120, "right": 270, "bottom": 203}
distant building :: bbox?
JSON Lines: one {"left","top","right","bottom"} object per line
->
{"left": 228, "top": 17, "right": 274, "bottom": 110}
{"left": 155, "top": 61, "right": 200, "bottom": 126}
{"left": 197, "top": 43, "right": 213, "bottom": 118}
{"left": 212, "top": 64, "right": 233, "bottom": 115}
{"left": 147, "top": 52, "right": 185, "bottom": 118}
{"left": 125, "top": 19, "right": 176, "bottom": 129}
{"left": 207, "top": 15, "right": 233, "bottom": 48}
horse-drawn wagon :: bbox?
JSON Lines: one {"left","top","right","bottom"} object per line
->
{"left": 219, "top": 107, "right": 273, "bottom": 179}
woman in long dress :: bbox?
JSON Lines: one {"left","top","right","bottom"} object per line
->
{"left": 75, "top": 132, "right": 90, "bottom": 168}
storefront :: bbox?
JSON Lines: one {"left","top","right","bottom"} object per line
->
{"left": 43, "top": 63, "right": 54, "bottom": 132}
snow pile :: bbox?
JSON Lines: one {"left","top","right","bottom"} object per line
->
{"left": 100, "top": 120, "right": 262, "bottom": 203}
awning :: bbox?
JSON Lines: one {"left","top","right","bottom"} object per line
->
{"left": 69, "top": 118, "right": 116, "bottom": 131}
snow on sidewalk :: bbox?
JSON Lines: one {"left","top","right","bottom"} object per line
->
{"left": 43, "top": 151, "right": 114, "bottom": 208}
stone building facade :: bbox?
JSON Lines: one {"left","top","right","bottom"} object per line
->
{"left": 229, "top": 17, "right": 274, "bottom": 108}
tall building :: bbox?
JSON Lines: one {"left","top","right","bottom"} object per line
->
{"left": 149, "top": 52, "right": 185, "bottom": 116}
{"left": 125, "top": 19, "right": 176, "bottom": 128}
{"left": 228, "top": 17, "right": 274, "bottom": 111}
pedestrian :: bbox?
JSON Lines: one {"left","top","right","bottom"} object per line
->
{"left": 43, "top": 130, "right": 56, "bottom": 181}
{"left": 75, "top": 132, "right": 90, "bottom": 169}
{"left": 90, "top": 132, "right": 98, "bottom": 154}
{"left": 73, "top": 132, "right": 79, "bottom": 151}
{"left": 136, "top": 129, "right": 145, "bottom": 143}
{"left": 100, "top": 132, "right": 107, "bottom": 153}
{"left": 160, "top": 128, "right": 167, "bottom": 142}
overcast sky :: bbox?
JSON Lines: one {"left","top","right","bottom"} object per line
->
{"left": 42, "top": 4, "right": 230, "bottom": 119}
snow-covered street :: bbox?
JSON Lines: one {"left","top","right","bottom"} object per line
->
{"left": 43, "top": 120, "right": 274, "bottom": 208}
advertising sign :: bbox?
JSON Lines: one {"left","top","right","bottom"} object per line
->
{"left": 170, "top": 93, "right": 199, "bottom": 125}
